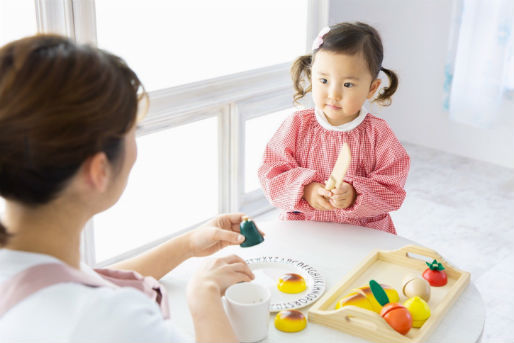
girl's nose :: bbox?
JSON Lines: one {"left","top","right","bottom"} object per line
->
{"left": 328, "top": 84, "right": 342, "bottom": 101}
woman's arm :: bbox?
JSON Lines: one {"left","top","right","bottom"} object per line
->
{"left": 109, "top": 214, "right": 248, "bottom": 280}
{"left": 107, "top": 232, "right": 193, "bottom": 280}
{"left": 187, "top": 255, "right": 254, "bottom": 343}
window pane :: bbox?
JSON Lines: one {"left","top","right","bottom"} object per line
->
{"left": 95, "top": 0, "right": 308, "bottom": 91}
{"left": 94, "top": 118, "right": 219, "bottom": 262}
{"left": 0, "top": 1, "right": 37, "bottom": 46}
{"left": 245, "top": 108, "right": 293, "bottom": 193}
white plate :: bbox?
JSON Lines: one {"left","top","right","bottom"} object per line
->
{"left": 246, "top": 256, "right": 325, "bottom": 312}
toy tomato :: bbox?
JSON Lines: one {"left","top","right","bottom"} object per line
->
{"left": 422, "top": 259, "right": 447, "bottom": 286}
{"left": 369, "top": 280, "right": 412, "bottom": 335}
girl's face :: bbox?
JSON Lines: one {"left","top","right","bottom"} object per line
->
{"left": 311, "top": 50, "right": 381, "bottom": 126}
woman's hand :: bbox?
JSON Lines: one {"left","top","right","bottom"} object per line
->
{"left": 187, "top": 255, "right": 254, "bottom": 343}
{"left": 329, "top": 182, "right": 356, "bottom": 209}
{"left": 188, "top": 254, "right": 255, "bottom": 297}
{"left": 303, "top": 182, "right": 335, "bottom": 211}
{"left": 186, "top": 213, "right": 264, "bottom": 258}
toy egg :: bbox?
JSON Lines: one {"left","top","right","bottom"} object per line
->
{"left": 404, "top": 296, "right": 431, "bottom": 328}
{"left": 274, "top": 310, "right": 307, "bottom": 332}
{"left": 380, "top": 303, "right": 413, "bottom": 335}
{"left": 277, "top": 273, "right": 306, "bottom": 294}
{"left": 401, "top": 274, "right": 431, "bottom": 302}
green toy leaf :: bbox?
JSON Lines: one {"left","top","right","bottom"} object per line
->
{"left": 369, "top": 280, "right": 389, "bottom": 306}
{"left": 426, "top": 259, "right": 445, "bottom": 271}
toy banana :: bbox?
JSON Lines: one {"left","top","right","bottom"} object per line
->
{"left": 336, "top": 283, "right": 400, "bottom": 313}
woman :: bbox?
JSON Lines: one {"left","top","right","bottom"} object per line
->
{"left": 0, "top": 34, "right": 254, "bottom": 342}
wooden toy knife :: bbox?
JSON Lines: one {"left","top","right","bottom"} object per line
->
{"left": 325, "top": 142, "right": 351, "bottom": 191}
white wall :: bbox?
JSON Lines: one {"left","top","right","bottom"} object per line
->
{"left": 329, "top": 0, "right": 514, "bottom": 169}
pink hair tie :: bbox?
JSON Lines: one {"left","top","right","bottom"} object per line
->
{"left": 312, "top": 26, "right": 331, "bottom": 51}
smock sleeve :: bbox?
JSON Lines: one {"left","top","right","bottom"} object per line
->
{"left": 258, "top": 114, "right": 318, "bottom": 213}
{"left": 343, "top": 125, "right": 410, "bottom": 219}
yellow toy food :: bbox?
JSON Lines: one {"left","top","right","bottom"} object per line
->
{"left": 336, "top": 284, "right": 400, "bottom": 313}
{"left": 274, "top": 310, "right": 307, "bottom": 332}
{"left": 277, "top": 273, "right": 306, "bottom": 294}
{"left": 404, "top": 296, "right": 431, "bottom": 328}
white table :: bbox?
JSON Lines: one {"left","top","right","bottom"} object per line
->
{"left": 161, "top": 221, "right": 484, "bottom": 343}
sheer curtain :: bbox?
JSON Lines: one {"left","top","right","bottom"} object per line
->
{"left": 444, "top": 0, "right": 514, "bottom": 128}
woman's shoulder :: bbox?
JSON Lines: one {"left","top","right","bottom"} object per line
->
{"left": 0, "top": 250, "right": 190, "bottom": 342}
{"left": 1, "top": 277, "right": 188, "bottom": 342}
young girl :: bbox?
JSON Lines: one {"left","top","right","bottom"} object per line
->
{"left": 258, "top": 22, "right": 410, "bottom": 234}
{"left": 0, "top": 35, "right": 255, "bottom": 342}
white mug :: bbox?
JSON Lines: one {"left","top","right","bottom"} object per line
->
{"left": 224, "top": 282, "right": 271, "bottom": 342}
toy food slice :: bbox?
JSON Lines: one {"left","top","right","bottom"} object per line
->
{"left": 277, "top": 273, "right": 307, "bottom": 294}
{"left": 335, "top": 283, "right": 399, "bottom": 313}
{"left": 274, "top": 310, "right": 307, "bottom": 332}
{"left": 401, "top": 274, "right": 431, "bottom": 301}
{"left": 404, "top": 296, "right": 431, "bottom": 328}
{"left": 380, "top": 302, "right": 413, "bottom": 335}
{"left": 325, "top": 142, "right": 351, "bottom": 191}
{"left": 370, "top": 280, "right": 412, "bottom": 335}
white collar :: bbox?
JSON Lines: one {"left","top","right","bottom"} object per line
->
{"left": 314, "top": 105, "right": 368, "bottom": 132}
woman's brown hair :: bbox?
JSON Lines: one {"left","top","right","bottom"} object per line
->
{"left": 292, "top": 22, "right": 398, "bottom": 106}
{"left": 0, "top": 34, "right": 146, "bottom": 245}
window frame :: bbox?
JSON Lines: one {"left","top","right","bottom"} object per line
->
{"left": 32, "top": 0, "right": 329, "bottom": 266}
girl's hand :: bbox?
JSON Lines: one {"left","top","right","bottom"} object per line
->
{"left": 303, "top": 182, "right": 335, "bottom": 211}
{"left": 186, "top": 213, "right": 264, "bottom": 258}
{"left": 187, "top": 254, "right": 255, "bottom": 297}
{"left": 329, "top": 182, "right": 356, "bottom": 209}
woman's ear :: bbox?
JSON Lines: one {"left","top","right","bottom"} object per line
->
{"left": 367, "top": 79, "right": 382, "bottom": 99}
{"left": 82, "top": 152, "right": 110, "bottom": 192}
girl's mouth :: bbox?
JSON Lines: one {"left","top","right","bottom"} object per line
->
{"left": 326, "top": 104, "right": 342, "bottom": 110}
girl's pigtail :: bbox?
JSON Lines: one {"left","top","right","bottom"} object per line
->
{"left": 291, "top": 54, "right": 312, "bottom": 104}
{"left": 375, "top": 67, "right": 399, "bottom": 106}
{"left": 0, "top": 220, "right": 10, "bottom": 246}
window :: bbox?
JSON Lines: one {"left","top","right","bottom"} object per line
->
{"left": 245, "top": 108, "right": 293, "bottom": 193}
{"left": 0, "top": 1, "right": 37, "bottom": 47}
{"left": 1, "top": 0, "right": 323, "bottom": 265}
{"left": 94, "top": 115, "right": 219, "bottom": 262}
{"left": 95, "top": 0, "right": 308, "bottom": 91}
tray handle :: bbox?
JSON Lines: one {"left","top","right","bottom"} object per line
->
{"left": 310, "top": 306, "right": 411, "bottom": 343}
{"left": 393, "top": 244, "right": 446, "bottom": 262}
{"left": 388, "top": 244, "right": 465, "bottom": 278}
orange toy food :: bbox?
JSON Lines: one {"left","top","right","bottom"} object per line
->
{"left": 336, "top": 284, "right": 399, "bottom": 313}
{"left": 277, "top": 273, "right": 306, "bottom": 294}
{"left": 274, "top": 310, "right": 307, "bottom": 332}
{"left": 370, "top": 280, "right": 412, "bottom": 335}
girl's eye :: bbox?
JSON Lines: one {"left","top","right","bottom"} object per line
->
{"left": 320, "top": 78, "right": 328, "bottom": 84}
{"left": 344, "top": 82, "right": 354, "bottom": 88}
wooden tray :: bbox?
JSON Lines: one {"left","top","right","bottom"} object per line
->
{"left": 308, "top": 245, "right": 470, "bottom": 343}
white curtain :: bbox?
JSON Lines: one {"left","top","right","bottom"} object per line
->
{"left": 445, "top": 0, "right": 514, "bottom": 128}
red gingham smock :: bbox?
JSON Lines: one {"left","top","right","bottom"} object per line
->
{"left": 257, "top": 108, "right": 410, "bottom": 234}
